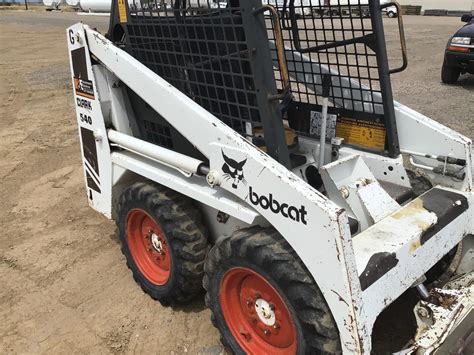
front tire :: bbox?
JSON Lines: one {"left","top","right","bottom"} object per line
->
{"left": 117, "top": 182, "right": 209, "bottom": 305}
{"left": 441, "top": 60, "right": 460, "bottom": 84}
{"left": 203, "top": 227, "right": 341, "bottom": 354}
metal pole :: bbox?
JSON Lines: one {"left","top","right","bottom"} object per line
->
{"left": 369, "top": 0, "right": 400, "bottom": 157}
{"left": 107, "top": 129, "right": 208, "bottom": 176}
{"left": 24, "top": 0, "right": 28, "bottom": 10}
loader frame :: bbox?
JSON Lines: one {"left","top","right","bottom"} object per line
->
{"left": 67, "top": 15, "right": 473, "bottom": 354}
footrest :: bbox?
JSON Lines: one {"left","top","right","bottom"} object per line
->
{"left": 416, "top": 188, "right": 468, "bottom": 244}
{"left": 352, "top": 187, "right": 472, "bottom": 320}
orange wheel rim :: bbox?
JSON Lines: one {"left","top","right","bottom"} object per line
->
{"left": 127, "top": 209, "right": 171, "bottom": 285}
{"left": 220, "top": 267, "right": 297, "bottom": 354}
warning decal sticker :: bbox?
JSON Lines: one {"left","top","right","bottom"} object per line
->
{"left": 71, "top": 47, "right": 95, "bottom": 99}
{"left": 336, "top": 117, "right": 386, "bottom": 151}
{"left": 310, "top": 111, "right": 338, "bottom": 139}
{"left": 80, "top": 127, "right": 101, "bottom": 193}
{"left": 74, "top": 78, "right": 95, "bottom": 99}
{"left": 118, "top": 0, "right": 128, "bottom": 23}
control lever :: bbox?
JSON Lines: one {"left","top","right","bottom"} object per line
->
{"left": 318, "top": 74, "right": 331, "bottom": 168}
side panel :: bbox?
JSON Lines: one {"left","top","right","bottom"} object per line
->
{"left": 67, "top": 26, "right": 112, "bottom": 218}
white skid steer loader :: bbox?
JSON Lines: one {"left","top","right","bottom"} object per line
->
{"left": 67, "top": 0, "right": 473, "bottom": 353}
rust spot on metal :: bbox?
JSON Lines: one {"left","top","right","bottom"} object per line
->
{"left": 429, "top": 289, "right": 458, "bottom": 310}
{"left": 331, "top": 289, "right": 349, "bottom": 307}
{"left": 409, "top": 239, "right": 421, "bottom": 253}
{"left": 335, "top": 240, "right": 341, "bottom": 262}
{"left": 336, "top": 208, "right": 346, "bottom": 218}
{"left": 391, "top": 199, "right": 433, "bottom": 231}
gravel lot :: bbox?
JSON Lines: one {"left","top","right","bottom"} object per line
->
{"left": 0, "top": 10, "right": 473, "bottom": 355}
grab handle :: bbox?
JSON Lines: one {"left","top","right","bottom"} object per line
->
{"left": 254, "top": 4, "right": 291, "bottom": 95}
{"left": 381, "top": 2, "right": 408, "bottom": 74}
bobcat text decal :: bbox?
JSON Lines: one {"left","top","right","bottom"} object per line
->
{"left": 221, "top": 150, "right": 308, "bottom": 225}
{"left": 249, "top": 187, "right": 308, "bottom": 225}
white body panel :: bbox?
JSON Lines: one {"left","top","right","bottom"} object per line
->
{"left": 67, "top": 23, "right": 474, "bottom": 354}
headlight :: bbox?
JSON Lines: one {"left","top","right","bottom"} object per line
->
{"left": 451, "top": 37, "right": 471, "bottom": 45}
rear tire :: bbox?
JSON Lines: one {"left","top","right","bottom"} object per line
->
{"left": 407, "top": 170, "right": 432, "bottom": 197}
{"left": 441, "top": 60, "right": 460, "bottom": 84}
{"left": 117, "top": 182, "right": 209, "bottom": 305}
{"left": 203, "top": 227, "right": 341, "bottom": 354}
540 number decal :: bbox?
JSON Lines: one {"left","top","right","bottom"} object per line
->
{"left": 80, "top": 113, "right": 92, "bottom": 125}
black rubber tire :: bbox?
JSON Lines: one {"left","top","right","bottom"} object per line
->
{"left": 407, "top": 170, "right": 433, "bottom": 197}
{"left": 441, "top": 60, "right": 460, "bottom": 84}
{"left": 117, "top": 182, "right": 209, "bottom": 305}
{"left": 203, "top": 227, "right": 341, "bottom": 354}
{"left": 425, "top": 244, "right": 460, "bottom": 287}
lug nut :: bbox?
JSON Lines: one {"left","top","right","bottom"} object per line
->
{"left": 269, "top": 303, "right": 275, "bottom": 310}
{"left": 255, "top": 292, "right": 261, "bottom": 299}
{"left": 263, "top": 329, "right": 270, "bottom": 336}
{"left": 246, "top": 299, "right": 253, "bottom": 306}
{"left": 273, "top": 323, "right": 280, "bottom": 330}
{"left": 240, "top": 331, "right": 251, "bottom": 342}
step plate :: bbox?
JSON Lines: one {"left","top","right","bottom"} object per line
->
{"left": 354, "top": 187, "right": 469, "bottom": 291}
{"left": 417, "top": 188, "right": 468, "bottom": 244}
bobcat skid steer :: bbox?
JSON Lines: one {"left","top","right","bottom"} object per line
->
{"left": 67, "top": 0, "right": 473, "bottom": 353}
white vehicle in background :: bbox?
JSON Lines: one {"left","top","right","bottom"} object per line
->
{"left": 43, "top": 0, "right": 62, "bottom": 10}
{"left": 324, "top": 0, "right": 398, "bottom": 18}
{"left": 266, "top": 0, "right": 333, "bottom": 17}
{"left": 381, "top": 0, "right": 398, "bottom": 18}
{"left": 77, "top": 0, "right": 144, "bottom": 13}
{"left": 266, "top": 0, "right": 398, "bottom": 18}
{"left": 66, "top": 0, "right": 80, "bottom": 7}
{"left": 79, "top": 0, "right": 111, "bottom": 12}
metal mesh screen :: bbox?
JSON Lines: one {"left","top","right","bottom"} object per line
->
{"left": 124, "top": 0, "right": 261, "bottom": 136}
{"left": 264, "top": 0, "right": 384, "bottom": 115}
{"left": 112, "top": 0, "right": 397, "bottom": 158}
{"left": 143, "top": 120, "right": 174, "bottom": 148}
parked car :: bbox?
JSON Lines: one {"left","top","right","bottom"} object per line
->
{"left": 441, "top": 13, "right": 474, "bottom": 84}
{"left": 381, "top": 0, "right": 397, "bottom": 18}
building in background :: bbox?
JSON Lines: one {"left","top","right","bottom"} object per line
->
{"left": 398, "top": 0, "right": 472, "bottom": 12}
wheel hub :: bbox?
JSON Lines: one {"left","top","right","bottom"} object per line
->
{"left": 151, "top": 232, "right": 163, "bottom": 253}
{"left": 126, "top": 209, "right": 171, "bottom": 285}
{"left": 255, "top": 298, "right": 276, "bottom": 326}
{"left": 220, "top": 267, "right": 297, "bottom": 353}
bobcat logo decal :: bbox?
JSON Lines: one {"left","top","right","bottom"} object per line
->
{"left": 221, "top": 150, "right": 247, "bottom": 189}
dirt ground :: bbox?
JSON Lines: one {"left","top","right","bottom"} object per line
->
{"left": 0, "top": 10, "right": 473, "bottom": 355}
